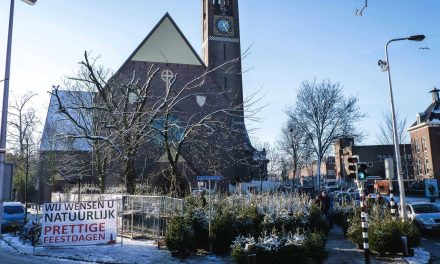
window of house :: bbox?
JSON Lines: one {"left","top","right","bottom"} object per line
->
{"left": 377, "top": 155, "right": 383, "bottom": 162}
{"left": 417, "top": 159, "right": 422, "bottom": 175}
{"left": 422, "top": 137, "right": 427, "bottom": 152}
{"left": 367, "top": 162, "right": 373, "bottom": 168}
{"left": 425, "top": 158, "right": 430, "bottom": 175}
{"left": 415, "top": 139, "right": 420, "bottom": 153}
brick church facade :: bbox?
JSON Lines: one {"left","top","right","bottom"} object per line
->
{"left": 39, "top": 0, "right": 265, "bottom": 200}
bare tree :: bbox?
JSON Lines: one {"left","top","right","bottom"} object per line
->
{"left": 8, "top": 92, "right": 39, "bottom": 156}
{"left": 7, "top": 92, "right": 40, "bottom": 202}
{"left": 278, "top": 120, "right": 311, "bottom": 185}
{"left": 376, "top": 110, "right": 408, "bottom": 145}
{"left": 51, "top": 51, "right": 258, "bottom": 196}
{"left": 287, "top": 79, "right": 365, "bottom": 190}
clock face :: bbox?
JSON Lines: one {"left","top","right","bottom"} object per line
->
{"left": 217, "top": 19, "right": 231, "bottom": 33}
{"left": 214, "top": 16, "right": 234, "bottom": 36}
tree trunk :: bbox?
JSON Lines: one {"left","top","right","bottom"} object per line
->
{"left": 125, "top": 157, "right": 136, "bottom": 194}
{"left": 169, "top": 163, "right": 181, "bottom": 198}
{"left": 317, "top": 156, "right": 322, "bottom": 191}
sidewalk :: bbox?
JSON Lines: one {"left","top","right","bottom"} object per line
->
{"left": 325, "top": 225, "right": 377, "bottom": 264}
{"left": 325, "top": 226, "right": 431, "bottom": 264}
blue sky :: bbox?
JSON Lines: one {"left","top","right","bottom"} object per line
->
{"left": 0, "top": 0, "right": 439, "bottom": 146}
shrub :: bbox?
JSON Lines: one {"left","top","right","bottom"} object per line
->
{"left": 347, "top": 208, "right": 421, "bottom": 255}
{"left": 184, "top": 207, "right": 209, "bottom": 250}
{"left": 331, "top": 206, "right": 354, "bottom": 236}
{"left": 235, "top": 204, "right": 264, "bottom": 238}
{"left": 305, "top": 232, "right": 327, "bottom": 263}
{"left": 346, "top": 211, "right": 363, "bottom": 249}
{"left": 231, "top": 243, "right": 248, "bottom": 264}
{"left": 230, "top": 232, "right": 322, "bottom": 264}
{"left": 397, "top": 220, "right": 420, "bottom": 249}
{"left": 212, "top": 207, "right": 236, "bottom": 255}
{"left": 369, "top": 217, "right": 402, "bottom": 255}
{"left": 307, "top": 205, "right": 330, "bottom": 234}
{"left": 165, "top": 216, "right": 194, "bottom": 258}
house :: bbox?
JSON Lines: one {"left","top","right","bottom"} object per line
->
{"left": 407, "top": 88, "right": 440, "bottom": 180}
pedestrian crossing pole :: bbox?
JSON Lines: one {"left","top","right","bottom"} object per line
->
{"left": 358, "top": 181, "right": 370, "bottom": 264}
{"left": 389, "top": 182, "right": 397, "bottom": 220}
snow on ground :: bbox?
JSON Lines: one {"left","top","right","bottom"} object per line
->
{"left": 1, "top": 234, "right": 231, "bottom": 264}
{"left": 404, "top": 248, "right": 431, "bottom": 264}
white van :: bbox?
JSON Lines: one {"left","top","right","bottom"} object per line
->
{"left": 2, "top": 202, "right": 25, "bottom": 230}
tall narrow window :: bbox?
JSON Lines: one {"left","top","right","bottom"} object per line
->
{"left": 425, "top": 158, "right": 430, "bottom": 175}
{"left": 422, "top": 137, "right": 427, "bottom": 152}
{"left": 416, "top": 139, "right": 420, "bottom": 153}
{"left": 417, "top": 159, "right": 422, "bottom": 175}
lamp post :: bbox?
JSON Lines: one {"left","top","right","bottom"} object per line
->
{"left": 379, "top": 35, "right": 425, "bottom": 220}
{"left": 0, "top": 0, "right": 37, "bottom": 239}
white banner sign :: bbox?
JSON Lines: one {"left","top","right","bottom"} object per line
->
{"left": 40, "top": 200, "right": 117, "bottom": 246}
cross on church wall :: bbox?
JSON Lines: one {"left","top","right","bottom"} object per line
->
{"left": 161, "top": 70, "right": 174, "bottom": 92}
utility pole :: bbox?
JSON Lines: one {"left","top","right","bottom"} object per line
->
{"left": 24, "top": 137, "right": 29, "bottom": 222}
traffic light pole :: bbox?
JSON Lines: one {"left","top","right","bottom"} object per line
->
{"left": 358, "top": 181, "right": 370, "bottom": 264}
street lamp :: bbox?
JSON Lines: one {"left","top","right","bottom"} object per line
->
{"left": 379, "top": 35, "right": 425, "bottom": 220}
{"left": 0, "top": 0, "right": 37, "bottom": 239}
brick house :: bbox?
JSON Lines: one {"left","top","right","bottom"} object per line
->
{"left": 293, "top": 157, "right": 336, "bottom": 179}
{"left": 334, "top": 138, "right": 414, "bottom": 183}
{"left": 407, "top": 88, "right": 440, "bottom": 180}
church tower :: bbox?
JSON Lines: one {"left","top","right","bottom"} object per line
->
{"left": 202, "top": 0, "right": 243, "bottom": 113}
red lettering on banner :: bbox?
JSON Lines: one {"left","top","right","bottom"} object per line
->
{"left": 44, "top": 226, "right": 52, "bottom": 235}
{"left": 53, "top": 225, "right": 60, "bottom": 234}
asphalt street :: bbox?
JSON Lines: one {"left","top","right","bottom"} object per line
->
{"left": 420, "top": 234, "right": 440, "bottom": 263}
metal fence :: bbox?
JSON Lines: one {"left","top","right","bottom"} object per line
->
{"left": 121, "top": 195, "right": 184, "bottom": 240}
{"left": 50, "top": 193, "right": 184, "bottom": 240}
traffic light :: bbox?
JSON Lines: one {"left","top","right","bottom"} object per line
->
{"left": 347, "top": 156, "right": 358, "bottom": 179}
{"left": 356, "top": 162, "right": 368, "bottom": 182}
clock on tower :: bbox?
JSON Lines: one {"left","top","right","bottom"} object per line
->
{"left": 214, "top": 16, "right": 234, "bottom": 36}
{"left": 202, "top": 0, "right": 243, "bottom": 111}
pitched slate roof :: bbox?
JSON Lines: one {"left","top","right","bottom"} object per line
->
{"left": 40, "top": 90, "right": 94, "bottom": 152}
{"left": 409, "top": 99, "right": 440, "bottom": 128}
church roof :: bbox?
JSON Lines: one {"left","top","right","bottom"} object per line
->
{"left": 125, "top": 13, "right": 205, "bottom": 66}
{"left": 40, "top": 90, "right": 94, "bottom": 152}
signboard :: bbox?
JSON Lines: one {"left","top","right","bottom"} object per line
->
{"left": 40, "top": 200, "right": 117, "bottom": 246}
{"left": 1, "top": 163, "right": 14, "bottom": 200}
{"left": 197, "top": 176, "right": 223, "bottom": 181}
{"left": 425, "top": 179, "right": 439, "bottom": 198}
{"left": 366, "top": 176, "right": 383, "bottom": 180}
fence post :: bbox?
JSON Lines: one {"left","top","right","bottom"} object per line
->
{"left": 141, "top": 197, "right": 144, "bottom": 238}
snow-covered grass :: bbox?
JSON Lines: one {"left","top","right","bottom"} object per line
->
{"left": 1, "top": 234, "right": 230, "bottom": 264}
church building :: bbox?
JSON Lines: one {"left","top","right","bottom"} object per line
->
{"left": 39, "top": 0, "right": 265, "bottom": 199}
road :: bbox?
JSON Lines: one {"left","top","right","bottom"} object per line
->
{"left": 0, "top": 251, "right": 93, "bottom": 264}
{"left": 420, "top": 234, "right": 440, "bottom": 263}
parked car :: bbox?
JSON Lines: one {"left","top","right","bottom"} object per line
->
{"left": 2, "top": 202, "right": 25, "bottom": 231}
{"left": 405, "top": 202, "right": 440, "bottom": 233}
